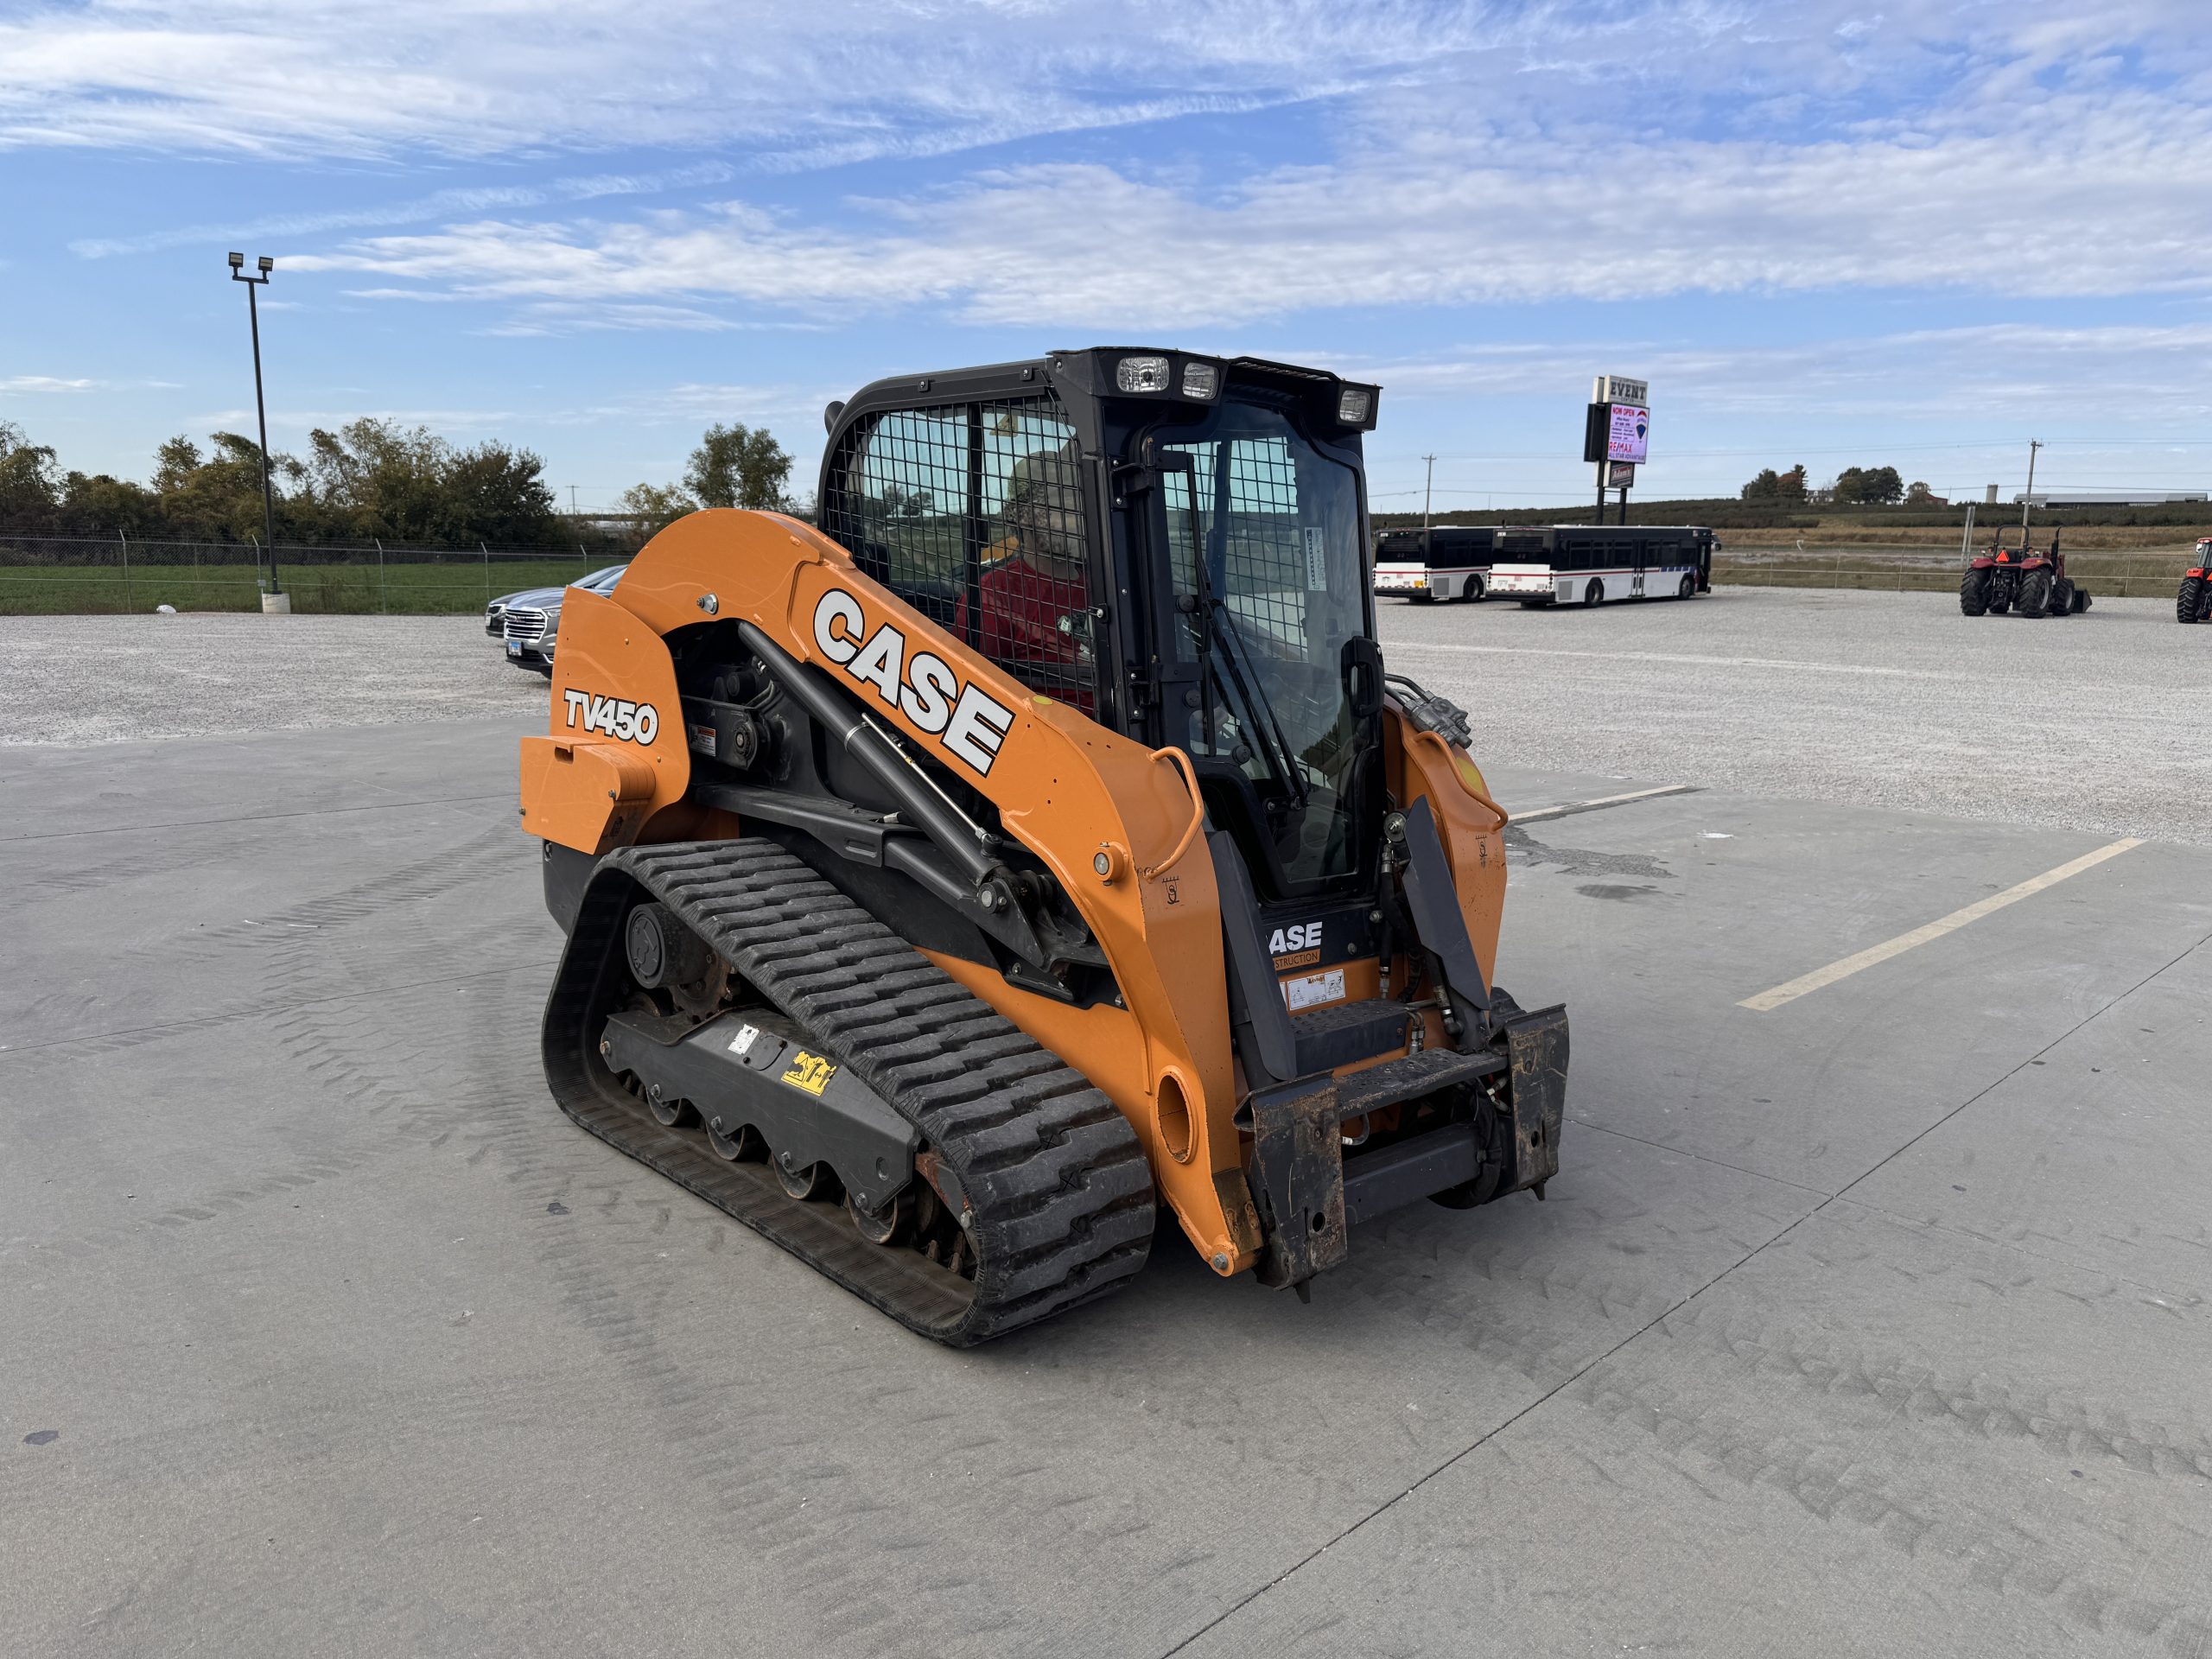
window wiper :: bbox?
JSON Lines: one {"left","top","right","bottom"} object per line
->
{"left": 1204, "top": 591, "right": 1310, "bottom": 811}
{"left": 1155, "top": 444, "right": 1308, "bottom": 810}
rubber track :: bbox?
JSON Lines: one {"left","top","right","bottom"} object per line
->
{"left": 541, "top": 838, "right": 1155, "bottom": 1345}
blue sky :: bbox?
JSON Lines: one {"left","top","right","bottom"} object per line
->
{"left": 4, "top": 0, "right": 2210, "bottom": 516}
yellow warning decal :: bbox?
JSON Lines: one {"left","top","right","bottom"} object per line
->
{"left": 779, "top": 1051, "right": 836, "bottom": 1096}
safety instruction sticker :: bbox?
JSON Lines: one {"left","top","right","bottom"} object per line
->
{"left": 779, "top": 1050, "right": 837, "bottom": 1096}
{"left": 728, "top": 1024, "right": 760, "bottom": 1056}
{"left": 1303, "top": 526, "right": 1328, "bottom": 591}
{"left": 1281, "top": 969, "right": 1346, "bottom": 1013}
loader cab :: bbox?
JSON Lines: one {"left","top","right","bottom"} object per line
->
{"left": 817, "top": 348, "right": 1386, "bottom": 907}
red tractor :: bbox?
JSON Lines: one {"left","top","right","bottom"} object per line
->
{"left": 2178, "top": 538, "right": 2212, "bottom": 624}
{"left": 1960, "top": 526, "right": 2090, "bottom": 618}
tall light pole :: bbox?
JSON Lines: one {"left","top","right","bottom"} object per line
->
{"left": 2019, "top": 438, "right": 2043, "bottom": 547}
{"left": 228, "top": 252, "right": 282, "bottom": 601}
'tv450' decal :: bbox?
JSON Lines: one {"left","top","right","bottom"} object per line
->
{"left": 563, "top": 689, "right": 659, "bottom": 744}
{"left": 812, "top": 588, "right": 1015, "bottom": 778}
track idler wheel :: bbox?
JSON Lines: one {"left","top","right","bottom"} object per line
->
{"left": 626, "top": 902, "right": 724, "bottom": 1014}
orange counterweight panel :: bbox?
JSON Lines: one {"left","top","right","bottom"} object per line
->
{"left": 522, "top": 588, "right": 691, "bottom": 855}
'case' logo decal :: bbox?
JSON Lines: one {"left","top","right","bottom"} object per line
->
{"left": 1268, "top": 920, "right": 1324, "bottom": 969}
{"left": 812, "top": 588, "right": 1015, "bottom": 778}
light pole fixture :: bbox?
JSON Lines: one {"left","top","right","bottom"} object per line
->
{"left": 2019, "top": 439, "right": 2043, "bottom": 547}
{"left": 228, "top": 251, "right": 283, "bottom": 603}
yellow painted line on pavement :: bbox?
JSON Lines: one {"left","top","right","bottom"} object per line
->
{"left": 1739, "top": 837, "right": 2144, "bottom": 1011}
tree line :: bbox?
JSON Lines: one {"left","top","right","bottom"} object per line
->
{"left": 1741, "top": 463, "right": 1941, "bottom": 507}
{"left": 0, "top": 416, "right": 796, "bottom": 547}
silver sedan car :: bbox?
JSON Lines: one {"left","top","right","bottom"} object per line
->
{"left": 487, "top": 563, "right": 629, "bottom": 673}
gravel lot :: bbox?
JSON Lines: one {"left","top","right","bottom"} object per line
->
{"left": 0, "top": 613, "right": 548, "bottom": 747}
{"left": 1384, "top": 586, "right": 2209, "bottom": 844}
{"left": 3, "top": 588, "right": 2203, "bottom": 842}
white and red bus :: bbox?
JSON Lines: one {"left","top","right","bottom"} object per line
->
{"left": 1488, "top": 525, "right": 1716, "bottom": 607}
{"left": 1370, "top": 526, "right": 1497, "bottom": 603}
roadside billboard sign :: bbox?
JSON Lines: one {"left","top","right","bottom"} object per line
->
{"left": 1606, "top": 404, "right": 1649, "bottom": 465}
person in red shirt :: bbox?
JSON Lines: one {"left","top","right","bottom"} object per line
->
{"left": 954, "top": 442, "right": 1095, "bottom": 710}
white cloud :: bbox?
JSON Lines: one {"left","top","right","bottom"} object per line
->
{"left": 0, "top": 375, "right": 99, "bottom": 392}
{"left": 68, "top": 162, "right": 736, "bottom": 258}
{"left": 7, "top": 1, "right": 2206, "bottom": 167}
{"left": 284, "top": 91, "right": 2212, "bottom": 328}
{"left": 0, "top": 0, "right": 1496, "bottom": 162}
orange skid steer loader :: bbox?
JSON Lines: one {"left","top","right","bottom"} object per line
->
{"left": 521, "top": 350, "right": 1569, "bottom": 1344}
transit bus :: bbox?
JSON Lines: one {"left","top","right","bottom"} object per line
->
{"left": 1487, "top": 525, "right": 1716, "bottom": 607}
{"left": 1370, "top": 526, "right": 1497, "bottom": 603}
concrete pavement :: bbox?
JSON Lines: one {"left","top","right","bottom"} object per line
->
{"left": 3, "top": 718, "right": 2208, "bottom": 1657}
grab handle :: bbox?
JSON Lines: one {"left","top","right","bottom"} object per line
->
{"left": 1141, "top": 747, "right": 1206, "bottom": 880}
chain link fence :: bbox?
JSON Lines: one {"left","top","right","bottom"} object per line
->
{"left": 1712, "top": 541, "right": 2198, "bottom": 597}
{"left": 7, "top": 531, "right": 2201, "bottom": 615}
{"left": 0, "top": 534, "right": 630, "bottom": 615}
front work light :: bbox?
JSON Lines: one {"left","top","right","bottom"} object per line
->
{"left": 1180, "top": 361, "right": 1219, "bottom": 400}
{"left": 1336, "top": 387, "right": 1373, "bottom": 425}
{"left": 257, "top": 256, "right": 274, "bottom": 273}
{"left": 227, "top": 251, "right": 245, "bottom": 269}
{"left": 1116, "top": 355, "right": 1171, "bottom": 393}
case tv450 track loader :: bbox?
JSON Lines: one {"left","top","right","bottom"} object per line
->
{"left": 521, "top": 349, "right": 1569, "bottom": 1344}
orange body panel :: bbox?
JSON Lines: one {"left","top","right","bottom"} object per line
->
{"left": 520, "top": 508, "right": 1515, "bottom": 1273}
{"left": 523, "top": 588, "right": 690, "bottom": 853}
{"left": 1389, "top": 721, "right": 1510, "bottom": 984}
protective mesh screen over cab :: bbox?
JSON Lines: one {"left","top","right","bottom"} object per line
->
{"left": 819, "top": 395, "right": 1096, "bottom": 709}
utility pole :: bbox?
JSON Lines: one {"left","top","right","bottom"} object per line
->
{"left": 227, "top": 253, "right": 283, "bottom": 605}
{"left": 2019, "top": 440, "right": 2043, "bottom": 546}
{"left": 1421, "top": 454, "right": 1437, "bottom": 556}
{"left": 569, "top": 485, "right": 580, "bottom": 515}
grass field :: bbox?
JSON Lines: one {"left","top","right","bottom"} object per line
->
{"left": 1712, "top": 541, "right": 2200, "bottom": 597}
{"left": 0, "top": 556, "right": 602, "bottom": 615}
{"left": 3, "top": 540, "right": 2202, "bottom": 613}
